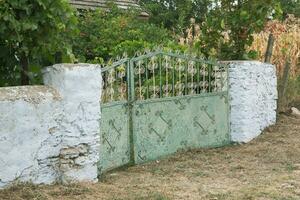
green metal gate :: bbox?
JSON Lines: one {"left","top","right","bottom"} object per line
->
{"left": 99, "top": 51, "right": 230, "bottom": 173}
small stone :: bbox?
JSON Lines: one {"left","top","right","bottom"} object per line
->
{"left": 281, "top": 182, "right": 296, "bottom": 189}
{"left": 74, "top": 156, "right": 87, "bottom": 165}
{"left": 291, "top": 107, "right": 300, "bottom": 118}
{"left": 60, "top": 147, "right": 80, "bottom": 158}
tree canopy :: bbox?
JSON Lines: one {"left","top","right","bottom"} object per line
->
{"left": 1, "top": 0, "right": 298, "bottom": 86}
{"left": 72, "top": 6, "right": 179, "bottom": 63}
{"left": 141, "top": 0, "right": 282, "bottom": 59}
{"left": 0, "top": 0, "right": 77, "bottom": 85}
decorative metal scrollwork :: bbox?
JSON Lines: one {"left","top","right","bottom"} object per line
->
{"left": 101, "top": 52, "right": 228, "bottom": 104}
{"left": 101, "top": 61, "right": 128, "bottom": 103}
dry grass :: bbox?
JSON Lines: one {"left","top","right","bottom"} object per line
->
{"left": 250, "top": 15, "right": 300, "bottom": 111}
{"left": 1, "top": 114, "right": 300, "bottom": 200}
{"left": 278, "top": 77, "right": 300, "bottom": 112}
{"left": 250, "top": 15, "right": 300, "bottom": 77}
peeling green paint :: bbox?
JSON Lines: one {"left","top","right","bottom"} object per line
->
{"left": 99, "top": 101, "right": 130, "bottom": 173}
{"left": 133, "top": 92, "right": 230, "bottom": 164}
{"left": 99, "top": 51, "right": 230, "bottom": 173}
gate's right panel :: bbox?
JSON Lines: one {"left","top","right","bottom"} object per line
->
{"left": 133, "top": 93, "right": 230, "bottom": 164}
{"left": 130, "top": 52, "right": 230, "bottom": 164}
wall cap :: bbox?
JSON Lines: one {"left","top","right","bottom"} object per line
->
{"left": 0, "top": 85, "right": 61, "bottom": 103}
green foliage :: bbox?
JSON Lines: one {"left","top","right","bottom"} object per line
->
{"left": 140, "top": 0, "right": 214, "bottom": 35}
{"left": 196, "top": 0, "right": 282, "bottom": 60}
{"left": 280, "top": 0, "right": 300, "bottom": 18}
{"left": 72, "top": 7, "right": 181, "bottom": 63}
{"left": 0, "top": 0, "right": 77, "bottom": 86}
{"left": 140, "top": 0, "right": 193, "bottom": 34}
{"left": 141, "top": 0, "right": 282, "bottom": 60}
{"left": 0, "top": 0, "right": 289, "bottom": 86}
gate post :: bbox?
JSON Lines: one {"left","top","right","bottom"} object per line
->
{"left": 127, "top": 60, "right": 135, "bottom": 165}
{"left": 227, "top": 61, "right": 277, "bottom": 143}
{"left": 43, "top": 64, "right": 102, "bottom": 183}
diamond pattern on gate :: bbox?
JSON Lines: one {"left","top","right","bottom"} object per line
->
{"left": 147, "top": 110, "right": 172, "bottom": 143}
{"left": 102, "top": 119, "right": 123, "bottom": 154}
{"left": 136, "top": 108, "right": 174, "bottom": 162}
{"left": 193, "top": 105, "right": 217, "bottom": 135}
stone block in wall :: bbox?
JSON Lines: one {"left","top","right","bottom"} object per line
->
{"left": 228, "top": 61, "right": 277, "bottom": 143}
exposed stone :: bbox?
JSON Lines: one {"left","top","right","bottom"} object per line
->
{"left": 0, "top": 86, "right": 61, "bottom": 103}
{"left": 0, "top": 64, "right": 102, "bottom": 188}
{"left": 44, "top": 64, "right": 102, "bottom": 184}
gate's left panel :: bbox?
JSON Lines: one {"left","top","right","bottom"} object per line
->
{"left": 99, "top": 60, "right": 130, "bottom": 173}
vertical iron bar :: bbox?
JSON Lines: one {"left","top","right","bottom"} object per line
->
{"left": 197, "top": 62, "right": 200, "bottom": 94}
{"left": 179, "top": 59, "right": 183, "bottom": 96}
{"left": 191, "top": 61, "right": 194, "bottom": 94}
{"left": 152, "top": 58, "right": 156, "bottom": 98}
{"left": 138, "top": 61, "right": 142, "bottom": 100}
{"left": 208, "top": 64, "right": 211, "bottom": 93}
{"left": 203, "top": 64, "right": 205, "bottom": 92}
{"left": 159, "top": 55, "right": 162, "bottom": 98}
{"left": 172, "top": 56, "right": 175, "bottom": 96}
{"left": 220, "top": 64, "right": 224, "bottom": 92}
{"left": 110, "top": 69, "right": 114, "bottom": 101}
{"left": 185, "top": 59, "right": 188, "bottom": 95}
{"left": 103, "top": 72, "right": 106, "bottom": 103}
{"left": 145, "top": 59, "right": 149, "bottom": 99}
{"left": 165, "top": 59, "right": 168, "bottom": 97}
{"left": 115, "top": 67, "right": 118, "bottom": 100}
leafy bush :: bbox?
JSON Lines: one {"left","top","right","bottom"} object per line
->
{"left": 142, "top": 0, "right": 282, "bottom": 60}
{"left": 0, "top": 0, "right": 77, "bottom": 86}
{"left": 72, "top": 6, "right": 182, "bottom": 63}
{"left": 280, "top": 0, "right": 300, "bottom": 18}
{"left": 197, "top": 0, "right": 282, "bottom": 60}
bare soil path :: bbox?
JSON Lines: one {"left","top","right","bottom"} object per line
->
{"left": 1, "top": 115, "right": 300, "bottom": 200}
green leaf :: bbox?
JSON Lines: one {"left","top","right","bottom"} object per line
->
{"left": 221, "top": 19, "right": 225, "bottom": 29}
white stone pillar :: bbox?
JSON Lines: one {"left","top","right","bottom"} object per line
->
{"left": 228, "top": 61, "right": 277, "bottom": 143}
{"left": 43, "top": 64, "right": 102, "bottom": 183}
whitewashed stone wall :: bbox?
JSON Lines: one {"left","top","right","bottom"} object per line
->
{"left": 0, "top": 86, "right": 62, "bottom": 188}
{"left": 0, "top": 64, "right": 102, "bottom": 188}
{"left": 228, "top": 61, "right": 277, "bottom": 143}
{"left": 0, "top": 61, "right": 277, "bottom": 188}
{"left": 43, "top": 64, "right": 102, "bottom": 183}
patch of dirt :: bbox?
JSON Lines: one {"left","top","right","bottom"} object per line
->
{"left": 1, "top": 115, "right": 300, "bottom": 200}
